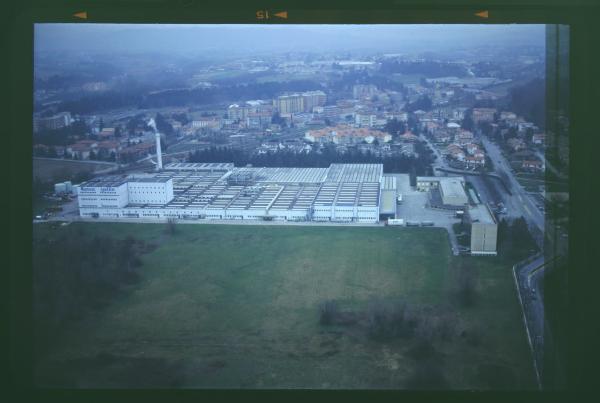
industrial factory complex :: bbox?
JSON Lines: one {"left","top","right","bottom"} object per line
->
{"left": 72, "top": 121, "right": 496, "bottom": 254}
{"left": 75, "top": 163, "right": 497, "bottom": 255}
{"left": 78, "top": 163, "right": 384, "bottom": 223}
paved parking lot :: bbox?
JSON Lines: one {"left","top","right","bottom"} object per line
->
{"left": 396, "top": 191, "right": 462, "bottom": 254}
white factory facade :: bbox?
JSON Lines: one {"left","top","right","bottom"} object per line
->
{"left": 77, "top": 163, "right": 384, "bottom": 223}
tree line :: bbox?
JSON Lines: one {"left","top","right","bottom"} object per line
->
{"left": 497, "top": 216, "right": 540, "bottom": 261}
{"left": 33, "top": 120, "right": 91, "bottom": 146}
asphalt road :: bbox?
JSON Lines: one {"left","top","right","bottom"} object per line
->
{"left": 514, "top": 254, "right": 545, "bottom": 388}
{"left": 481, "top": 137, "right": 545, "bottom": 241}
{"left": 420, "top": 134, "right": 447, "bottom": 172}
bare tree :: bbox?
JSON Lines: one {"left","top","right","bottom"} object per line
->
{"left": 367, "top": 299, "right": 417, "bottom": 340}
{"left": 166, "top": 217, "right": 178, "bottom": 235}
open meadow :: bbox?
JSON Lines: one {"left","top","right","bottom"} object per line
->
{"left": 33, "top": 222, "right": 536, "bottom": 389}
{"left": 33, "top": 158, "right": 116, "bottom": 182}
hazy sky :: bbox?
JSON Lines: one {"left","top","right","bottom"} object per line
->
{"left": 35, "top": 24, "right": 545, "bottom": 55}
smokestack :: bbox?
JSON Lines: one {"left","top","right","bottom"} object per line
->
{"left": 155, "top": 131, "right": 163, "bottom": 170}
{"left": 149, "top": 118, "right": 163, "bottom": 171}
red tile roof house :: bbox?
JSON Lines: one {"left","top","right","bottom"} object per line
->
{"left": 67, "top": 143, "right": 93, "bottom": 160}
{"left": 465, "top": 154, "right": 485, "bottom": 166}
{"left": 118, "top": 141, "right": 156, "bottom": 161}
{"left": 522, "top": 159, "right": 545, "bottom": 171}
{"left": 446, "top": 144, "right": 466, "bottom": 162}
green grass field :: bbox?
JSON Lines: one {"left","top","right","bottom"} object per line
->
{"left": 34, "top": 223, "right": 536, "bottom": 389}
{"left": 33, "top": 158, "right": 115, "bottom": 182}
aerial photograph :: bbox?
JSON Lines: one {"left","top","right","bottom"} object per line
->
{"left": 32, "top": 24, "right": 569, "bottom": 389}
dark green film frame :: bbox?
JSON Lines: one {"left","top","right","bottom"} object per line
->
{"left": 6, "top": 0, "right": 599, "bottom": 401}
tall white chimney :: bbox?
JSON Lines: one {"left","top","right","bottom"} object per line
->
{"left": 148, "top": 118, "right": 163, "bottom": 171}
{"left": 155, "top": 131, "right": 163, "bottom": 171}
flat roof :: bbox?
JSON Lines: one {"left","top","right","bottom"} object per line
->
{"left": 416, "top": 176, "right": 441, "bottom": 182}
{"left": 84, "top": 164, "right": 386, "bottom": 211}
{"left": 127, "top": 175, "right": 171, "bottom": 183}
{"left": 382, "top": 176, "right": 397, "bottom": 190}
{"left": 233, "top": 167, "right": 329, "bottom": 184}
{"left": 439, "top": 178, "right": 466, "bottom": 198}
{"left": 468, "top": 204, "right": 496, "bottom": 224}
{"left": 80, "top": 175, "right": 128, "bottom": 188}
{"left": 380, "top": 191, "right": 396, "bottom": 214}
{"left": 325, "top": 164, "right": 383, "bottom": 183}
{"left": 163, "top": 162, "right": 234, "bottom": 171}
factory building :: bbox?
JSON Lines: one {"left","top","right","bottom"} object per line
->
{"left": 417, "top": 176, "right": 468, "bottom": 210}
{"left": 379, "top": 176, "right": 397, "bottom": 219}
{"left": 34, "top": 112, "right": 72, "bottom": 132}
{"left": 78, "top": 177, "right": 131, "bottom": 210}
{"left": 438, "top": 178, "right": 468, "bottom": 206}
{"left": 77, "top": 163, "right": 383, "bottom": 223}
{"left": 127, "top": 176, "right": 174, "bottom": 205}
{"left": 467, "top": 204, "right": 498, "bottom": 256}
{"left": 416, "top": 176, "right": 442, "bottom": 192}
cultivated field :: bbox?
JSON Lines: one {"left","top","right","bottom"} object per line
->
{"left": 33, "top": 223, "right": 536, "bottom": 389}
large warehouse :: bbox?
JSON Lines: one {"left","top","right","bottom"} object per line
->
{"left": 77, "top": 163, "right": 384, "bottom": 223}
{"left": 438, "top": 178, "right": 468, "bottom": 206}
{"left": 417, "top": 176, "right": 468, "bottom": 209}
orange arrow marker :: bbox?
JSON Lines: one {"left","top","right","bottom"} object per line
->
{"left": 475, "top": 10, "right": 489, "bottom": 18}
{"left": 73, "top": 11, "right": 87, "bottom": 19}
{"left": 274, "top": 11, "right": 288, "bottom": 19}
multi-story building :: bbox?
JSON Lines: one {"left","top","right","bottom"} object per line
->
{"left": 455, "top": 130, "right": 474, "bottom": 145}
{"left": 472, "top": 108, "right": 497, "bottom": 124}
{"left": 246, "top": 111, "right": 272, "bottom": 129}
{"left": 301, "top": 90, "right": 327, "bottom": 112}
{"left": 467, "top": 204, "right": 498, "bottom": 256}
{"left": 34, "top": 112, "right": 72, "bottom": 132}
{"left": 355, "top": 113, "right": 377, "bottom": 128}
{"left": 192, "top": 119, "right": 220, "bottom": 129}
{"left": 274, "top": 94, "right": 305, "bottom": 114}
{"left": 352, "top": 84, "right": 378, "bottom": 100}
{"left": 126, "top": 176, "right": 175, "bottom": 205}
{"left": 305, "top": 126, "right": 392, "bottom": 145}
{"left": 227, "top": 104, "right": 249, "bottom": 121}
